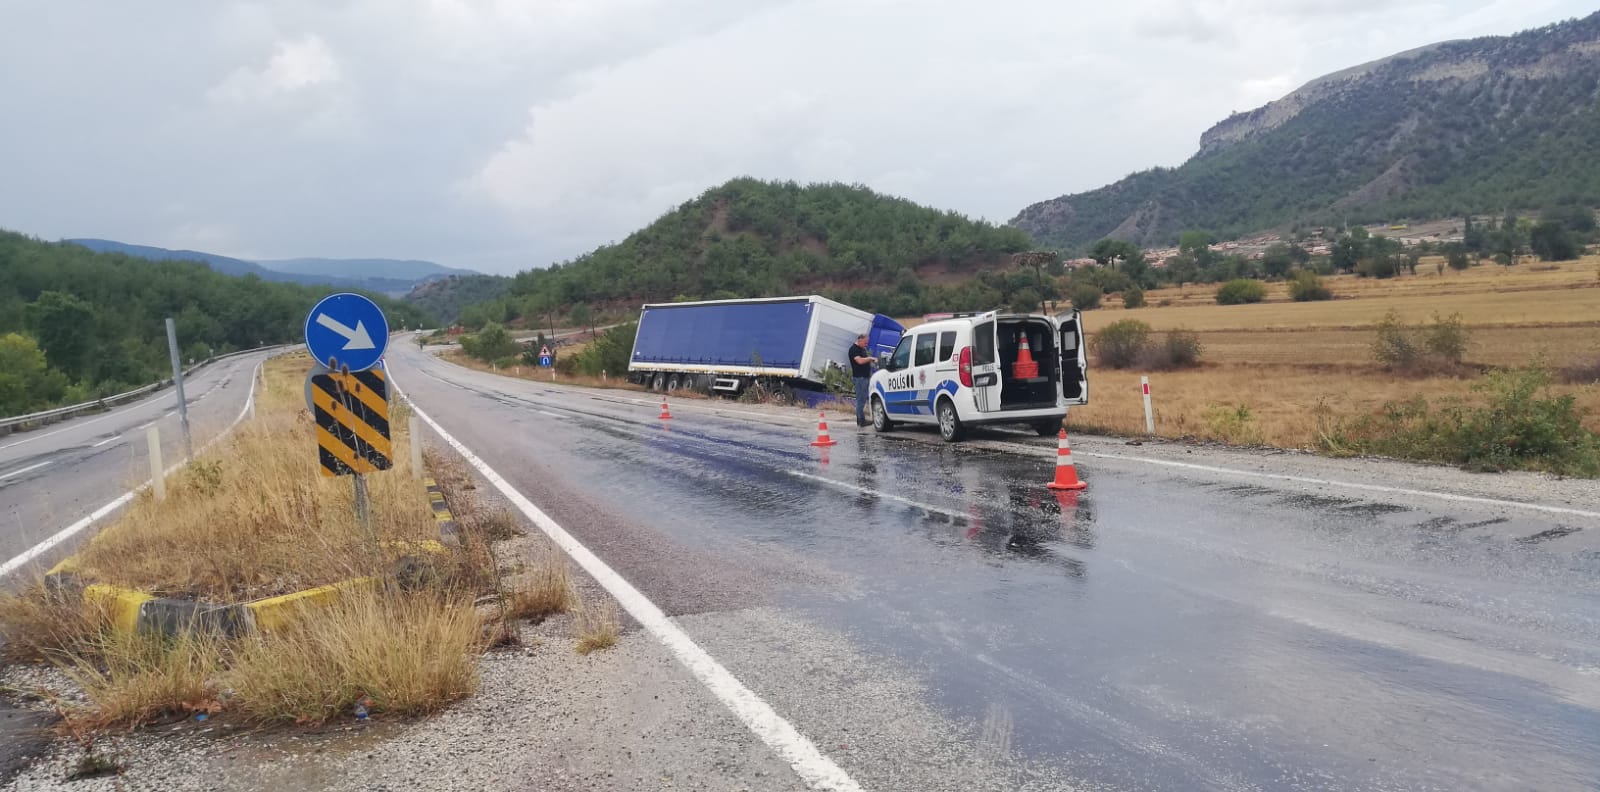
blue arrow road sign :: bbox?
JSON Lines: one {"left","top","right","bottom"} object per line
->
{"left": 304, "top": 293, "right": 389, "bottom": 372}
{"left": 539, "top": 355, "right": 552, "bottom": 367}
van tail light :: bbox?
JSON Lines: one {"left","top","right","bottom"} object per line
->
{"left": 958, "top": 346, "right": 973, "bottom": 388}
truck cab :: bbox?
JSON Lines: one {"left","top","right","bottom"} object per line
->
{"left": 869, "top": 310, "right": 1087, "bottom": 442}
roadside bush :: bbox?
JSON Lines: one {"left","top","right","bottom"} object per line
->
{"left": 1446, "top": 247, "right": 1471, "bottom": 271}
{"left": 567, "top": 322, "right": 636, "bottom": 377}
{"left": 1322, "top": 367, "right": 1600, "bottom": 476}
{"left": 1090, "top": 320, "right": 1150, "bottom": 368}
{"left": 1205, "top": 404, "right": 1262, "bottom": 446}
{"left": 1372, "top": 311, "right": 1470, "bottom": 374}
{"left": 1121, "top": 286, "right": 1145, "bottom": 309}
{"left": 1287, "top": 270, "right": 1333, "bottom": 302}
{"left": 1149, "top": 329, "right": 1202, "bottom": 370}
{"left": 1070, "top": 283, "right": 1102, "bottom": 311}
{"left": 460, "top": 322, "right": 519, "bottom": 363}
{"left": 1215, "top": 279, "right": 1267, "bottom": 305}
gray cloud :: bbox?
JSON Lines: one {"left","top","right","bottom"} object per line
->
{"left": 0, "top": 0, "right": 1592, "bottom": 274}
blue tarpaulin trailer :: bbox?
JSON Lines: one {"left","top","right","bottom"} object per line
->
{"left": 628, "top": 296, "right": 903, "bottom": 402}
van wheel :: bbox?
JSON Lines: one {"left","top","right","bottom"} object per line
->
{"left": 872, "top": 397, "right": 894, "bottom": 432}
{"left": 937, "top": 400, "right": 964, "bottom": 443}
{"left": 1034, "top": 420, "right": 1062, "bottom": 437}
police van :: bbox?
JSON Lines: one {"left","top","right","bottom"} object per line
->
{"left": 869, "top": 310, "right": 1088, "bottom": 442}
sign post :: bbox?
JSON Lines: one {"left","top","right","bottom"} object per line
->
{"left": 538, "top": 345, "right": 554, "bottom": 381}
{"left": 165, "top": 318, "right": 193, "bottom": 461}
{"left": 304, "top": 294, "right": 392, "bottom": 531}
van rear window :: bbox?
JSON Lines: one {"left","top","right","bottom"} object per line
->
{"left": 973, "top": 322, "right": 995, "bottom": 365}
{"left": 939, "top": 332, "right": 956, "bottom": 362}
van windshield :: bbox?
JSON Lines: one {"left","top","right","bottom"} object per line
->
{"left": 973, "top": 321, "right": 995, "bottom": 366}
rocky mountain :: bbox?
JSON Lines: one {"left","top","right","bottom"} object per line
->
{"left": 67, "top": 239, "right": 477, "bottom": 297}
{"left": 1013, "top": 13, "right": 1600, "bottom": 251}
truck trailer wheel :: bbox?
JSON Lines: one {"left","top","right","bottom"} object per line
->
{"left": 666, "top": 374, "right": 681, "bottom": 391}
{"left": 872, "top": 396, "right": 894, "bottom": 432}
{"left": 651, "top": 373, "right": 666, "bottom": 392}
{"left": 937, "top": 399, "right": 965, "bottom": 443}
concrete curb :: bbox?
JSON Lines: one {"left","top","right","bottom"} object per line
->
{"left": 42, "top": 478, "right": 461, "bottom": 637}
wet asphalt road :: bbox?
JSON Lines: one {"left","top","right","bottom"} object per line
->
{"left": 419, "top": 343, "right": 1597, "bottom": 790}
{"left": 0, "top": 352, "right": 270, "bottom": 579}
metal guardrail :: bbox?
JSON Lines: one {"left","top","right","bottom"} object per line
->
{"left": 0, "top": 345, "right": 283, "bottom": 434}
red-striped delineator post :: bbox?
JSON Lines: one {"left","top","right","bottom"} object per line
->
{"left": 1046, "top": 429, "right": 1088, "bottom": 491}
{"left": 1141, "top": 375, "right": 1154, "bottom": 435}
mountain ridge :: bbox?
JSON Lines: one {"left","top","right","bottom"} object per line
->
{"left": 1012, "top": 13, "right": 1600, "bottom": 251}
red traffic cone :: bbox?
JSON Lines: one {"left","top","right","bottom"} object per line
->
{"left": 811, "top": 412, "right": 838, "bottom": 447}
{"left": 1046, "top": 429, "right": 1087, "bottom": 490}
{"left": 1012, "top": 333, "right": 1039, "bottom": 379}
{"left": 659, "top": 400, "right": 673, "bottom": 420}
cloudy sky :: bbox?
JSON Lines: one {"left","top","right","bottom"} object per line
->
{"left": 1, "top": 1, "right": 1592, "bottom": 274}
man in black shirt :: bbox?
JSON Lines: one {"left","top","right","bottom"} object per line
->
{"left": 848, "top": 333, "right": 875, "bottom": 427}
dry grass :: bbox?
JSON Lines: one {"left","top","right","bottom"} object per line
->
{"left": 60, "top": 629, "right": 225, "bottom": 729}
{"left": 0, "top": 586, "right": 108, "bottom": 663}
{"left": 1055, "top": 256, "right": 1600, "bottom": 452}
{"left": 68, "top": 353, "right": 438, "bottom": 602}
{"left": 573, "top": 599, "right": 619, "bottom": 655}
{"left": 503, "top": 551, "right": 573, "bottom": 622}
{"left": 441, "top": 349, "right": 653, "bottom": 394}
{"left": 227, "top": 590, "right": 483, "bottom": 724}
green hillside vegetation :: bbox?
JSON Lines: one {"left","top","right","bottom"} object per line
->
{"left": 1014, "top": 14, "right": 1600, "bottom": 251}
{"left": 463, "top": 178, "right": 1034, "bottom": 327}
{"left": 406, "top": 274, "right": 510, "bottom": 326}
{"left": 0, "top": 231, "right": 430, "bottom": 415}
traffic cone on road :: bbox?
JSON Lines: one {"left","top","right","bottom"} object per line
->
{"left": 810, "top": 412, "right": 838, "bottom": 447}
{"left": 1012, "top": 333, "right": 1039, "bottom": 379}
{"left": 1046, "top": 429, "right": 1087, "bottom": 490}
{"left": 659, "top": 399, "right": 673, "bottom": 420}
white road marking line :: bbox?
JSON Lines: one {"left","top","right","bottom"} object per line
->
{"left": 0, "top": 404, "right": 137, "bottom": 451}
{"left": 537, "top": 410, "right": 561, "bottom": 418}
{"left": 91, "top": 436, "right": 120, "bottom": 448}
{"left": 392, "top": 373, "right": 863, "bottom": 792}
{"left": 1073, "top": 450, "right": 1600, "bottom": 521}
{"left": 0, "top": 461, "right": 52, "bottom": 482}
{"left": 0, "top": 357, "right": 267, "bottom": 580}
{"left": 787, "top": 469, "right": 970, "bottom": 520}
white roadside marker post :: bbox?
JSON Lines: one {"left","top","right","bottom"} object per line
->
{"left": 146, "top": 427, "right": 166, "bottom": 501}
{"left": 1141, "top": 376, "right": 1155, "bottom": 435}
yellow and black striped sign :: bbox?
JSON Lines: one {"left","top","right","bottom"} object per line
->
{"left": 310, "top": 368, "right": 392, "bottom": 477}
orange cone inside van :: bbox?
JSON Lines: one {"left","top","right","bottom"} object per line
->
{"left": 1013, "top": 333, "right": 1039, "bottom": 379}
{"left": 811, "top": 412, "right": 838, "bottom": 447}
{"left": 1047, "top": 429, "right": 1087, "bottom": 490}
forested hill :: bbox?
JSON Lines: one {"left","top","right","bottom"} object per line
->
{"left": 0, "top": 230, "right": 431, "bottom": 415}
{"left": 474, "top": 178, "right": 1029, "bottom": 324}
{"left": 1013, "top": 12, "right": 1600, "bottom": 250}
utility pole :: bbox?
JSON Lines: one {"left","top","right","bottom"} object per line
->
{"left": 165, "top": 318, "right": 194, "bottom": 460}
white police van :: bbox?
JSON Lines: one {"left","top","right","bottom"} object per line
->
{"left": 869, "top": 310, "right": 1088, "bottom": 442}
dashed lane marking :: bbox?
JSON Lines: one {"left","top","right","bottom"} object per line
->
{"left": 391, "top": 370, "right": 864, "bottom": 792}
{"left": 91, "top": 436, "right": 120, "bottom": 448}
{"left": 0, "top": 461, "right": 51, "bottom": 482}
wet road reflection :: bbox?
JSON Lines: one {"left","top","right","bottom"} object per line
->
{"left": 399, "top": 354, "right": 1600, "bottom": 792}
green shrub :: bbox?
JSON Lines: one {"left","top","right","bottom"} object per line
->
{"left": 1446, "top": 247, "right": 1471, "bottom": 271}
{"left": 1205, "top": 404, "right": 1262, "bottom": 446}
{"left": 567, "top": 322, "right": 636, "bottom": 377}
{"left": 1070, "top": 283, "right": 1103, "bottom": 311}
{"left": 460, "top": 322, "right": 520, "bottom": 362}
{"left": 1215, "top": 279, "right": 1267, "bottom": 305}
{"left": 1321, "top": 367, "right": 1600, "bottom": 476}
{"left": 1372, "top": 311, "right": 1470, "bottom": 372}
{"left": 1156, "top": 329, "right": 1202, "bottom": 369}
{"left": 1287, "top": 271, "right": 1333, "bottom": 302}
{"left": 1121, "top": 286, "right": 1145, "bottom": 309}
{"left": 1090, "top": 320, "right": 1150, "bottom": 368}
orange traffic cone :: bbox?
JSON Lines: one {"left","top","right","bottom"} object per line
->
{"left": 659, "top": 399, "right": 673, "bottom": 420}
{"left": 811, "top": 412, "right": 838, "bottom": 447}
{"left": 1013, "top": 333, "right": 1039, "bottom": 379}
{"left": 1046, "top": 429, "right": 1087, "bottom": 490}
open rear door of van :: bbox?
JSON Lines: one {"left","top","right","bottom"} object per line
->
{"left": 969, "top": 312, "right": 1002, "bottom": 413}
{"left": 1058, "top": 310, "right": 1088, "bottom": 405}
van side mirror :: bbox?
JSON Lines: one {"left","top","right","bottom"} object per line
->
{"left": 878, "top": 352, "right": 893, "bottom": 370}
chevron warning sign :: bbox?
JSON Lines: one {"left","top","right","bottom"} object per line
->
{"left": 309, "top": 368, "right": 392, "bottom": 477}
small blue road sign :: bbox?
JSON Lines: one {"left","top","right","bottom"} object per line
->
{"left": 305, "top": 293, "right": 389, "bottom": 372}
{"left": 539, "top": 355, "right": 553, "bottom": 367}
